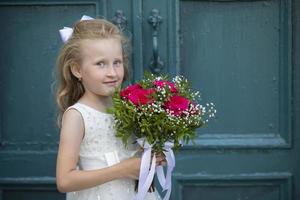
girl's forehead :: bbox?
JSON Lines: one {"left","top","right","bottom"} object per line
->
{"left": 80, "top": 38, "right": 122, "bottom": 57}
{"left": 80, "top": 38, "right": 121, "bottom": 47}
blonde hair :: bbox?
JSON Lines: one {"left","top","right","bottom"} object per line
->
{"left": 55, "top": 18, "right": 130, "bottom": 126}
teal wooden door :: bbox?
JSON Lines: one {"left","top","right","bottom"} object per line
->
{"left": 0, "top": 0, "right": 299, "bottom": 199}
{"left": 171, "top": 0, "right": 299, "bottom": 200}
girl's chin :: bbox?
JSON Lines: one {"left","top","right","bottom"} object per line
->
{"left": 106, "top": 88, "right": 117, "bottom": 96}
{"left": 96, "top": 86, "right": 119, "bottom": 97}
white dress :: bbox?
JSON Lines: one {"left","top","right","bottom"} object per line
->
{"left": 66, "top": 102, "right": 161, "bottom": 200}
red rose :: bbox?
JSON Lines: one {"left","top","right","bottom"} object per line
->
{"left": 153, "top": 80, "right": 177, "bottom": 93}
{"left": 120, "top": 84, "right": 155, "bottom": 106}
{"left": 120, "top": 83, "right": 142, "bottom": 99}
{"left": 128, "top": 88, "right": 155, "bottom": 105}
{"left": 164, "top": 95, "right": 190, "bottom": 116}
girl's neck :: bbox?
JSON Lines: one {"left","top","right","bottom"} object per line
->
{"left": 78, "top": 93, "right": 112, "bottom": 113}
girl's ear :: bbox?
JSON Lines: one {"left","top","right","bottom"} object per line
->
{"left": 70, "top": 63, "right": 82, "bottom": 80}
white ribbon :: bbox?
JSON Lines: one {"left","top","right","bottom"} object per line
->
{"left": 135, "top": 138, "right": 156, "bottom": 200}
{"left": 135, "top": 138, "right": 175, "bottom": 200}
{"left": 59, "top": 15, "right": 94, "bottom": 43}
{"left": 156, "top": 142, "right": 175, "bottom": 200}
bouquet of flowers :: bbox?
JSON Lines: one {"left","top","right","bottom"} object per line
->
{"left": 110, "top": 72, "right": 215, "bottom": 200}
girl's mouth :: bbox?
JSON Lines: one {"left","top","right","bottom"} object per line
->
{"left": 104, "top": 80, "right": 118, "bottom": 86}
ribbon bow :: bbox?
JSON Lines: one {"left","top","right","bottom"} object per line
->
{"left": 135, "top": 138, "right": 175, "bottom": 200}
{"left": 59, "top": 15, "right": 94, "bottom": 43}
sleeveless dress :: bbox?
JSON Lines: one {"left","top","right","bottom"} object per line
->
{"left": 66, "top": 102, "right": 162, "bottom": 200}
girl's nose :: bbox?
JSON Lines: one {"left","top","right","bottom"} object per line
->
{"left": 107, "top": 64, "right": 117, "bottom": 77}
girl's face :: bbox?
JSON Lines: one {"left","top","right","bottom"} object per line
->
{"left": 78, "top": 38, "right": 124, "bottom": 98}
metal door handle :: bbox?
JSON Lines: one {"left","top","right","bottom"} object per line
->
{"left": 148, "top": 9, "right": 164, "bottom": 74}
{"left": 112, "top": 10, "right": 127, "bottom": 32}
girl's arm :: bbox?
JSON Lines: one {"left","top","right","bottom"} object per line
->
{"left": 56, "top": 109, "right": 141, "bottom": 193}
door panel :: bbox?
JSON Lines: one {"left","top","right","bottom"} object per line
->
{"left": 172, "top": 0, "right": 297, "bottom": 199}
{"left": 179, "top": 0, "right": 291, "bottom": 148}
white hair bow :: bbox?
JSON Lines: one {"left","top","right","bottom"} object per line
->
{"left": 59, "top": 15, "right": 94, "bottom": 43}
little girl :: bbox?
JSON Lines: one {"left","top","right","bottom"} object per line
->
{"left": 55, "top": 16, "right": 162, "bottom": 200}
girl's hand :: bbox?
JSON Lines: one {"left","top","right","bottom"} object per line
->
{"left": 119, "top": 157, "right": 141, "bottom": 180}
{"left": 118, "top": 152, "right": 166, "bottom": 180}
{"left": 155, "top": 153, "right": 166, "bottom": 166}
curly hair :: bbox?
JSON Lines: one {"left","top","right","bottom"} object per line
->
{"left": 55, "top": 18, "right": 130, "bottom": 126}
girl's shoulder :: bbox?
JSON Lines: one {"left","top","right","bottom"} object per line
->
{"left": 69, "top": 102, "right": 113, "bottom": 119}
{"left": 62, "top": 103, "right": 85, "bottom": 125}
{"left": 65, "top": 102, "right": 85, "bottom": 113}
{"left": 60, "top": 104, "right": 85, "bottom": 146}
{"left": 64, "top": 102, "right": 92, "bottom": 119}
{"left": 63, "top": 102, "right": 114, "bottom": 129}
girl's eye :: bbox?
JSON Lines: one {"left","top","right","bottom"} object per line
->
{"left": 113, "top": 60, "right": 123, "bottom": 67}
{"left": 96, "top": 61, "right": 105, "bottom": 68}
